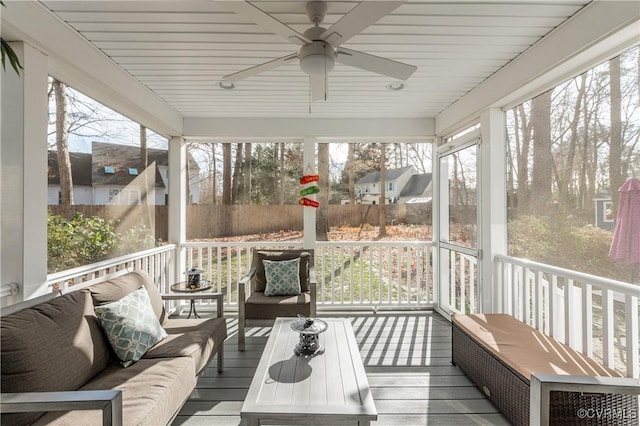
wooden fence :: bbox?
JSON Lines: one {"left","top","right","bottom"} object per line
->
{"left": 49, "top": 203, "right": 434, "bottom": 240}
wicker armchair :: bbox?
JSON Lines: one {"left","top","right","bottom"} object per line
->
{"left": 237, "top": 249, "right": 316, "bottom": 351}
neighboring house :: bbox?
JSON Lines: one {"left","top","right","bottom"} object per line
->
{"left": 355, "top": 166, "right": 415, "bottom": 204}
{"left": 594, "top": 192, "right": 614, "bottom": 230}
{"left": 48, "top": 141, "right": 201, "bottom": 205}
{"left": 398, "top": 173, "right": 433, "bottom": 204}
{"left": 48, "top": 151, "right": 94, "bottom": 204}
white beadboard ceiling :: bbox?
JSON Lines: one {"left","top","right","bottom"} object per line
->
{"left": 40, "top": 1, "right": 589, "bottom": 118}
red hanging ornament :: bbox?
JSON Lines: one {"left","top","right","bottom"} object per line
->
{"left": 299, "top": 197, "right": 319, "bottom": 208}
{"left": 300, "top": 174, "right": 319, "bottom": 185}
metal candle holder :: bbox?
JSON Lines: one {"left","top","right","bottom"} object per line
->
{"left": 290, "top": 315, "right": 328, "bottom": 356}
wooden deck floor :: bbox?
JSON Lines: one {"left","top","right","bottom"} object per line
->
{"left": 171, "top": 312, "right": 509, "bottom": 426}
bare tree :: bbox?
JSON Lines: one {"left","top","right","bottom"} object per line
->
{"left": 347, "top": 143, "right": 355, "bottom": 204}
{"left": 530, "top": 90, "right": 553, "bottom": 215}
{"left": 53, "top": 79, "right": 73, "bottom": 205}
{"left": 378, "top": 144, "right": 387, "bottom": 238}
{"left": 244, "top": 142, "right": 252, "bottom": 204}
{"left": 232, "top": 143, "right": 243, "bottom": 204}
{"left": 609, "top": 56, "right": 624, "bottom": 216}
{"left": 317, "top": 143, "right": 330, "bottom": 240}
{"left": 222, "top": 143, "right": 232, "bottom": 205}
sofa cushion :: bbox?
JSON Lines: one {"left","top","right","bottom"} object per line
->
{"left": 263, "top": 258, "right": 301, "bottom": 296}
{"left": 245, "top": 291, "right": 311, "bottom": 320}
{"left": 143, "top": 317, "right": 227, "bottom": 375}
{"left": 255, "top": 251, "right": 310, "bottom": 292}
{"left": 32, "top": 357, "right": 196, "bottom": 426}
{"left": 95, "top": 287, "right": 168, "bottom": 367}
{"left": 88, "top": 270, "right": 167, "bottom": 325}
{"left": 452, "top": 314, "right": 624, "bottom": 381}
{"left": 1, "top": 290, "right": 111, "bottom": 426}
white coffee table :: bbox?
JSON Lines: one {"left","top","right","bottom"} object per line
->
{"left": 241, "top": 317, "right": 377, "bottom": 426}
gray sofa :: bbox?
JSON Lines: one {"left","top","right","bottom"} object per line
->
{"left": 0, "top": 270, "right": 227, "bottom": 426}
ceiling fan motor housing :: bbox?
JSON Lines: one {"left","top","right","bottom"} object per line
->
{"left": 299, "top": 41, "right": 335, "bottom": 76}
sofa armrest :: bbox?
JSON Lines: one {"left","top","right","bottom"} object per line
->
{"left": 1, "top": 390, "right": 123, "bottom": 426}
{"left": 160, "top": 293, "right": 224, "bottom": 318}
{"left": 530, "top": 373, "right": 640, "bottom": 426}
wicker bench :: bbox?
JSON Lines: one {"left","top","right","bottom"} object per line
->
{"left": 452, "top": 314, "right": 638, "bottom": 426}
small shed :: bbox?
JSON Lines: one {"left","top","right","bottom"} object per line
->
{"left": 593, "top": 192, "right": 614, "bottom": 231}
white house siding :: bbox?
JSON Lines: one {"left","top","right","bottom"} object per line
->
{"left": 47, "top": 185, "right": 93, "bottom": 205}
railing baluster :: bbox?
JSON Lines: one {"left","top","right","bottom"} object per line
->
{"left": 582, "top": 283, "right": 593, "bottom": 357}
{"left": 602, "top": 288, "right": 615, "bottom": 369}
{"left": 625, "top": 294, "right": 639, "bottom": 378}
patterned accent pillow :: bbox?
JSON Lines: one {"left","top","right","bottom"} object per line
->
{"left": 95, "top": 286, "right": 167, "bottom": 367}
{"left": 263, "top": 258, "right": 301, "bottom": 296}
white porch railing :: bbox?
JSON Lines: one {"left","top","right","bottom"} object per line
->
{"left": 182, "top": 241, "right": 435, "bottom": 309}
{"left": 46, "top": 245, "right": 178, "bottom": 294}
{"left": 495, "top": 254, "right": 640, "bottom": 378}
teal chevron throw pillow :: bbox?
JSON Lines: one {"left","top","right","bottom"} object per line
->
{"left": 263, "top": 258, "right": 301, "bottom": 296}
{"left": 95, "top": 286, "right": 167, "bottom": 367}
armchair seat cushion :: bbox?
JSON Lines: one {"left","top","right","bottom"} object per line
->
{"left": 143, "top": 317, "right": 227, "bottom": 375}
{"left": 245, "top": 291, "right": 311, "bottom": 320}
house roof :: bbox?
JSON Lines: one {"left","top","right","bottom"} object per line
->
{"left": 48, "top": 151, "right": 93, "bottom": 186}
{"left": 356, "top": 166, "right": 414, "bottom": 185}
{"left": 48, "top": 142, "right": 200, "bottom": 188}
{"left": 92, "top": 141, "right": 169, "bottom": 187}
{"left": 400, "top": 174, "right": 433, "bottom": 197}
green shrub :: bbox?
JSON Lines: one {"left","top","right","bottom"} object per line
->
{"left": 47, "top": 212, "right": 117, "bottom": 272}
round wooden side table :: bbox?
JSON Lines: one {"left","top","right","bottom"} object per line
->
{"left": 170, "top": 281, "right": 213, "bottom": 319}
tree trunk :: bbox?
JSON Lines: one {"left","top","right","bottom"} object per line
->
{"left": 279, "top": 142, "right": 285, "bottom": 205}
{"left": 273, "top": 143, "right": 279, "bottom": 204}
{"left": 211, "top": 143, "right": 217, "bottom": 205}
{"left": 54, "top": 80, "right": 73, "bottom": 205}
{"left": 222, "top": 143, "right": 232, "bottom": 205}
{"left": 559, "top": 75, "right": 586, "bottom": 212}
{"left": 516, "top": 104, "right": 531, "bottom": 210}
{"left": 244, "top": 142, "right": 251, "bottom": 204}
{"left": 378, "top": 144, "right": 387, "bottom": 238}
{"left": 530, "top": 90, "right": 553, "bottom": 215}
{"left": 609, "top": 56, "right": 623, "bottom": 217}
{"left": 232, "top": 143, "right": 242, "bottom": 204}
{"left": 347, "top": 143, "right": 355, "bottom": 204}
{"left": 316, "top": 143, "right": 330, "bottom": 240}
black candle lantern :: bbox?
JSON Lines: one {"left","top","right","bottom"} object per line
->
{"left": 185, "top": 268, "right": 204, "bottom": 288}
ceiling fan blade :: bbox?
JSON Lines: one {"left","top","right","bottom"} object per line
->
{"left": 320, "top": 1, "right": 402, "bottom": 45}
{"left": 224, "top": 53, "right": 298, "bottom": 81}
{"left": 336, "top": 47, "right": 417, "bottom": 81}
{"left": 310, "top": 73, "right": 327, "bottom": 102}
{"left": 221, "top": 1, "right": 311, "bottom": 45}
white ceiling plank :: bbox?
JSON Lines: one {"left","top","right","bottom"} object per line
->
{"left": 7, "top": 0, "right": 597, "bottom": 125}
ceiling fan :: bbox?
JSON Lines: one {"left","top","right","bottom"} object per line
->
{"left": 221, "top": 1, "right": 417, "bottom": 101}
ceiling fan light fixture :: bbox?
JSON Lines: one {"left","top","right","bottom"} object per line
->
{"left": 386, "top": 81, "right": 406, "bottom": 91}
{"left": 218, "top": 81, "right": 236, "bottom": 90}
{"left": 299, "top": 42, "right": 335, "bottom": 76}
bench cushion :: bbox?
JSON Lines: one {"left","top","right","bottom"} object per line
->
{"left": 245, "top": 291, "right": 311, "bottom": 319}
{"left": 453, "top": 314, "right": 623, "bottom": 381}
{"left": 143, "top": 317, "right": 228, "bottom": 375}
{"left": 87, "top": 270, "right": 167, "bottom": 325}
{"left": 32, "top": 357, "right": 196, "bottom": 426}
{"left": 1, "top": 290, "right": 111, "bottom": 426}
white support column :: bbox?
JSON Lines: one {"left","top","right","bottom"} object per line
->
{"left": 168, "top": 137, "right": 186, "bottom": 282}
{"left": 302, "top": 136, "right": 316, "bottom": 249}
{"left": 479, "top": 108, "right": 507, "bottom": 313}
{"left": 1, "top": 42, "right": 49, "bottom": 303}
